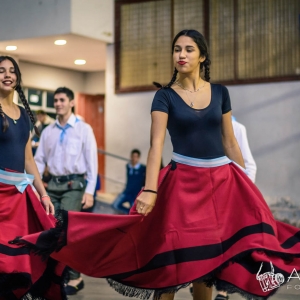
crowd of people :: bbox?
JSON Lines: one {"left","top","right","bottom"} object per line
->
{"left": 1, "top": 28, "right": 300, "bottom": 300}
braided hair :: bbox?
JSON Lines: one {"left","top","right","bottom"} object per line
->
{"left": 153, "top": 29, "right": 211, "bottom": 88}
{"left": 0, "top": 56, "right": 39, "bottom": 135}
{"left": 0, "top": 102, "right": 9, "bottom": 132}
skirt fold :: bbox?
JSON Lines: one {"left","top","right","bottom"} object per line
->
{"left": 0, "top": 180, "right": 66, "bottom": 300}
{"left": 11, "top": 162, "right": 300, "bottom": 299}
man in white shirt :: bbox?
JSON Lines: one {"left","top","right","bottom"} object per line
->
{"left": 34, "top": 87, "right": 98, "bottom": 295}
{"left": 232, "top": 116, "right": 257, "bottom": 183}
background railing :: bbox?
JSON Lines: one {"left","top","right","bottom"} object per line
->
{"left": 97, "top": 148, "right": 128, "bottom": 193}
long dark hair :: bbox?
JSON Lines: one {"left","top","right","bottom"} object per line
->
{"left": 153, "top": 29, "right": 211, "bottom": 88}
{"left": 0, "top": 56, "right": 38, "bottom": 134}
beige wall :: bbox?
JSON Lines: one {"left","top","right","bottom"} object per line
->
{"left": 19, "top": 61, "right": 105, "bottom": 94}
{"left": 71, "top": 0, "right": 114, "bottom": 43}
{"left": 105, "top": 44, "right": 172, "bottom": 193}
{"left": 84, "top": 71, "right": 105, "bottom": 95}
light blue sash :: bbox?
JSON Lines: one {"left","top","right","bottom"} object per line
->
{"left": 172, "top": 152, "right": 247, "bottom": 174}
{"left": 0, "top": 169, "right": 34, "bottom": 193}
{"left": 172, "top": 152, "right": 231, "bottom": 168}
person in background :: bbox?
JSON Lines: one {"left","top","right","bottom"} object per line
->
{"left": 34, "top": 86, "right": 98, "bottom": 295}
{"left": 112, "top": 149, "right": 146, "bottom": 214}
{"left": 31, "top": 110, "right": 54, "bottom": 155}
{"left": 0, "top": 55, "right": 63, "bottom": 299}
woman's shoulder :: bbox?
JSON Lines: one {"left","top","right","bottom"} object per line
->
{"left": 210, "top": 83, "right": 230, "bottom": 100}
{"left": 210, "top": 83, "right": 228, "bottom": 92}
{"left": 154, "top": 87, "right": 170, "bottom": 98}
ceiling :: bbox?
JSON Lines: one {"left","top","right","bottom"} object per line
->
{"left": 0, "top": 34, "right": 107, "bottom": 72}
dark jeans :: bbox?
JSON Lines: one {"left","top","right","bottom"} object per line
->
{"left": 47, "top": 176, "right": 86, "bottom": 280}
{"left": 112, "top": 192, "right": 136, "bottom": 214}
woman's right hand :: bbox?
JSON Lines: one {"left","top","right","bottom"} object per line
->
{"left": 136, "top": 191, "right": 157, "bottom": 216}
{"left": 41, "top": 195, "right": 55, "bottom": 215}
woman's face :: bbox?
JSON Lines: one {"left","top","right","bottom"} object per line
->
{"left": 173, "top": 36, "right": 205, "bottom": 75}
{"left": 0, "top": 59, "right": 17, "bottom": 93}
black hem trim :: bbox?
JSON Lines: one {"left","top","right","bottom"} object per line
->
{"left": 9, "top": 209, "right": 68, "bottom": 261}
{"left": 107, "top": 248, "right": 300, "bottom": 300}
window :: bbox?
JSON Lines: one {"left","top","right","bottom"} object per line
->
{"left": 18, "top": 88, "right": 56, "bottom": 115}
{"left": 115, "top": 0, "right": 300, "bottom": 93}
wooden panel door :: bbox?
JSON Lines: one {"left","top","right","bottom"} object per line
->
{"left": 76, "top": 93, "right": 105, "bottom": 192}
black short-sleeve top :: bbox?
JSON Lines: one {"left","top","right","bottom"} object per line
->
{"left": 151, "top": 83, "right": 231, "bottom": 159}
{"left": 0, "top": 106, "right": 30, "bottom": 172}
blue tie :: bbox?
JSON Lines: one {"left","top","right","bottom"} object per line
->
{"left": 56, "top": 123, "right": 71, "bottom": 144}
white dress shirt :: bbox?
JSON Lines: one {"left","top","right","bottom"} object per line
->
{"left": 34, "top": 114, "right": 98, "bottom": 194}
{"left": 232, "top": 119, "right": 257, "bottom": 183}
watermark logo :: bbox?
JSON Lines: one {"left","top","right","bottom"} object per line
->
{"left": 256, "top": 262, "right": 285, "bottom": 292}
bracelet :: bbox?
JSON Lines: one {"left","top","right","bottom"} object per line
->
{"left": 41, "top": 195, "right": 50, "bottom": 199}
{"left": 143, "top": 189, "right": 157, "bottom": 194}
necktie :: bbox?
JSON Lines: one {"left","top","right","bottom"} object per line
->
{"left": 56, "top": 123, "right": 71, "bottom": 144}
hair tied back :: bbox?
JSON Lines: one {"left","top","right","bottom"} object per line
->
{"left": 153, "top": 82, "right": 164, "bottom": 89}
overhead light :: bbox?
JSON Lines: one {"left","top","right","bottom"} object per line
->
{"left": 74, "top": 59, "right": 86, "bottom": 65}
{"left": 54, "top": 40, "right": 67, "bottom": 45}
{"left": 6, "top": 46, "right": 17, "bottom": 51}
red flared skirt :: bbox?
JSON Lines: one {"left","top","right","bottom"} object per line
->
{"left": 0, "top": 179, "right": 66, "bottom": 300}
{"left": 12, "top": 162, "right": 300, "bottom": 299}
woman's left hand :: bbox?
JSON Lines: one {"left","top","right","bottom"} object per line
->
{"left": 136, "top": 191, "right": 157, "bottom": 216}
{"left": 41, "top": 195, "right": 55, "bottom": 215}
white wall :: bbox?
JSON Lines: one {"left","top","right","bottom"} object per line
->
{"left": 71, "top": 0, "right": 114, "bottom": 43}
{"left": 228, "top": 81, "right": 300, "bottom": 204}
{"left": 0, "top": 0, "right": 71, "bottom": 41}
{"left": 19, "top": 61, "right": 105, "bottom": 95}
{"left": 105, "top": 45, "right": 300, "bottom": 204}
{"left": 20, "top": 61, "right": 85, "bottom": 92}
{"left": 0, "top": 0, "right": 114, "bottom": 43}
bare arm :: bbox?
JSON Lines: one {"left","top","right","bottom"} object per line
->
{"left": 222, "top": 112, "right": 245, "bottom": 169}
{"left": 136, "top": 111, "right": 168, "bottom": 215}
{"left": 24, "top": 135, "right": 54, "bottom": 215}
{"left": 82, "top": 125, "right": 98, "bottom": 209}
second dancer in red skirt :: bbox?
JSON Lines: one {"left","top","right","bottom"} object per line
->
{"left": 11, "top": 30, "right": 300, "bottom": 300}
{"left": 0, "top": 56, "right": 65, "bottom": 300}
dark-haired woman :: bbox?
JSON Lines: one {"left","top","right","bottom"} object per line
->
{"left": 0, "top": 56, "right": 65, "bottom": 299}
{"left": 12, "top": 31, "right": 300, "bottom": 300}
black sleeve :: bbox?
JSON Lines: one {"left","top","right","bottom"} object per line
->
{"left": 151, "top": 89, "right": 170, "bottom": 114}
{"left": 221, "top": 86, "right": 232, "bottom": 114}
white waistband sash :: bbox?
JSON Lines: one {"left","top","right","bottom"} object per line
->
{"left": 171, "top": 152, "right": 232, "bottom": 168}
{"left": 0, "top": 169, "right": 34, "bottom": 193}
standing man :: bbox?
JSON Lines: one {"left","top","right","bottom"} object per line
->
{"left": 112, "top": 149, "right": 146, "bottom": 214}
{"left": 34, "top": 87, "right": 98, "bottom": 295}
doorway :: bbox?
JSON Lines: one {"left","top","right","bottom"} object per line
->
{"left": 76, "top": 93, "right": 105, "bottom": 191}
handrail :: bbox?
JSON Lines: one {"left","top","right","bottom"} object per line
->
{"left": 98, "top": 173, "right": 125, "bottom": 185}
{"left": 98, "top": 148, "right": 129, "bottom": 162}
{"left": 97, "top": 149, "right": 127, "bottom": 187}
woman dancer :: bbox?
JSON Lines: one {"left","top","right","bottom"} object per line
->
{"left": 0, "top": 56, "right": 65, "bottom": 300}
{"left": 12, "top": 31, "right": 300, "bottom": 300}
